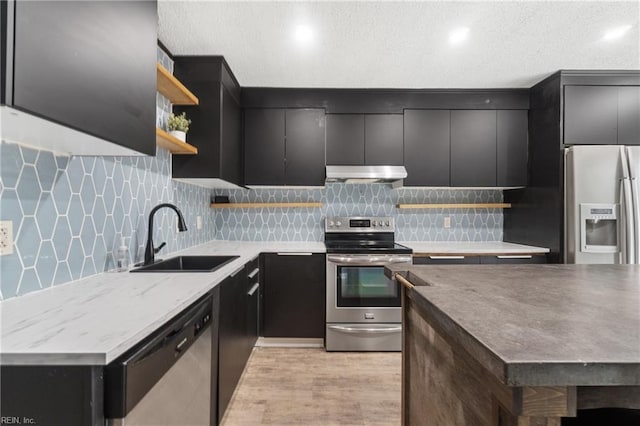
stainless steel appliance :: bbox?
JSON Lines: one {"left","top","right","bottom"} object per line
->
{"left": 325, "top": 216, "right": 412, "bottom": 351}
{"left": 105, "top": 295, "right": 213, "bottom": 425}
{"left": 565, "top": 145, "right": 640, "bottom": 264}
{"left": 325, "top": 165, "right": 407, "bottom": 187}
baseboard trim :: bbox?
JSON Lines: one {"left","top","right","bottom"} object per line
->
{"left": 256, "top": 337, "right": 324, "bottom": 348}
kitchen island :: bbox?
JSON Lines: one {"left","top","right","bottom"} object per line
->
{"left": 385, "top": 264, "right": 640, "bottom": 425}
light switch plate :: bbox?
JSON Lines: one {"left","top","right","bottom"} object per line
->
{"left": 443, "top": 217, "right": 451, "bottom": 229}
{"left": 0, "top": 221, "right": 14, "bottom": 255}
{"left": 196, "top": 216, "right": 202, "bottom": 230}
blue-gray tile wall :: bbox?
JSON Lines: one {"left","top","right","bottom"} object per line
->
{"left": 0, "top": 47, "right": 216, "bottom": 300}
{"left": 0, "top": 142, "right": 217, "bottom": 300}
{"left": 215, "top": 184, "right": 503, "bottom": 242}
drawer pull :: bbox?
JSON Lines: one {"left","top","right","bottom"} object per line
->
{"left": 276, "top": 252, "right": 312, "bottom": 256}
{"left": 247, "top": 283, "right": 260, "bottom": 296}
{"left": 428, "top": 255, "right": 465, "bottom": 260}
{"left": 248, "top": 268, "right": 259, "bottom": 279}
{"left": 496, "top": 255, "right": 533, "bottom": 259}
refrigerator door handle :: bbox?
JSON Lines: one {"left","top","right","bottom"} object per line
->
{"left": 626, "top": 147, "right": 640, "bottom": 264}
{"left": 620, "top": 147, "right": 635, "bottom": 264}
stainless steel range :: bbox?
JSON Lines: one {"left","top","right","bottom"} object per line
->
{"left": 324, "top": 216, "right": 412, "bottom": 351}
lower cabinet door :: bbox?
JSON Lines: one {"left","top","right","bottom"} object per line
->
{"left": 262, "top": 253, "right": 326, "bottom": 338}
{"left": 218, "top": 271, "right": 247, "bottom": 423}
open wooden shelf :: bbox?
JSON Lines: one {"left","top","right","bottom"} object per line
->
{"left": 156, "top": 128, "right": 198, "bottom": 155}
{"left": 156, "top": 63, "right": 199, "bottom": 105}
{"left": 397, "top": 203, "right": 512, "bottom": 209}
{"left": 211, "top": 202, "right": 323, "bottom": 209}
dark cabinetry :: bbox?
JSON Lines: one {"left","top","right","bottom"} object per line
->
{"left": 564, "top": 85, "right": 640, "bottom": 146}
{"left": 404, "top": 109, "right": 527, "bottom": 187}
{"left": 403, "top": 110, "right": 451, "bottom": 186}
{"left": 564, "top": 86, "right": 618, "bottom": 145}
{"left": 4, "top": 0, "right": 157, "bottom": 155}
{"left": 326, "top": 114, "right": 364, "bottom": 165}
{"left": 618, "top": 87, "right": 640, "bottom": 145}
{"left": 172, "top": 57, "right": 243, "bottom": 186}
{"left": 217, "top": 260, "right": 260, "bottom": 423}
{"left": 244, "top": 108, "right": 326, "bottom": 186}
{"left": 217, "top": 268, "right": 248, "bottom": 423}
{"left": 365, "top": 114, "right": 404, "bottom": 165}
{"left": 451, "top": 110, "right": 498, "bottom": 186}
{"left": 262, "top": 253, "right": 325, "bottom": 338}
{"left": 326, "top": 114, "right": 403, "bottom": 166}
{"left": 497, "top": 110, "right": 528, "bottom": 186}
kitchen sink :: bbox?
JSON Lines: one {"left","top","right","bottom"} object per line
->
{"left": 130, "top": 255, "right": 239, "bottom": 273}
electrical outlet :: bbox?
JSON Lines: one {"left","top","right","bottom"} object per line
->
{"left": 0, "top": 221, "right": 14, "bottom": 255}
{"left": 196, "top": 216, "right": 203, "bottom": 230}
{"left": 443, "top": 217, "right": 451, "bottom": 229}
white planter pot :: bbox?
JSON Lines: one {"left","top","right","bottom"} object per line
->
{"left": 169, "top": 130, "right": 186, "bottom": 142}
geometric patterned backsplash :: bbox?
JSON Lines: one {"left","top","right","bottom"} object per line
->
{"left": 215, "top": 184, "right": 504, "bottom": 242}
{"left": 0, "top": 142, "right": 217, "bottom": 300}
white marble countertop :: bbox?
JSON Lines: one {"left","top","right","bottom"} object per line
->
{"left": 400, "top": 241, "right": 550, "bottom": 255}
{"left": 0, "top": 241, "right": 325, "bottom": 366}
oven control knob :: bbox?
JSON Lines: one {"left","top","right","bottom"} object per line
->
{"left": 336, "top": 221, "right": 342, "bottom": 227}
{"left": 328, "top": 221, "right": 334, "bottom": 227}
{"left": 372, "top": 221, "right": 377, "bottom": 227}
{"left": 385, "top": 220, "right": 390, "bottom": 227}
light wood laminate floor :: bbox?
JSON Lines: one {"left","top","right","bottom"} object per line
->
{"left": 221, "top": 348, "right": 401, "bottom": 426}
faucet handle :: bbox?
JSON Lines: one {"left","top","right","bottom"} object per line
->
{"left": 154, "top": 242, "right": 167, "bottom": 254}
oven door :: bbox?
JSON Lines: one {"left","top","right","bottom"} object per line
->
{"left": 326, "top": 254, "right": 411, "bottom": 323}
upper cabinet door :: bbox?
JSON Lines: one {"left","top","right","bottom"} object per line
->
{"left": 244, "top": 109, "right": 286, "bottom": 185}
{"left": 403, "top": 110, "right": 450, "bottom": 186}
{"left": 497, "top": 110, "right": 528, "bottom": 187}
{"left": 451, "top": 110, "right": 497, "bottom": 187}
{"left": 564, "top": 86, "right": 618, "bottom": 145}
{"left": 364, "top": 114, "right": 404, "bottom": 165}
{"left": 11, "top": 1, "right": 157, "bottom": 155}
{"left": 285, "top": 109, "right": 326, "bottom": 186}
{"left": 326, "top": 114, "right": 365, "bottom": 165}
{"left": 220, "top": 86, "right": 243, "bottom": 185}
{"left": 618, "top": 87, "right": 640, "bottom": 145}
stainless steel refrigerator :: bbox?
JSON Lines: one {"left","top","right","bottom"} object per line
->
{"left": 565, "top": 145, "right": 640, "bottom": 264}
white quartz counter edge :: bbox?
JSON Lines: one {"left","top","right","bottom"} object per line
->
{"left": 400, "top": 241, "right": 550, "bottom": 255}
{"left": 0, "top": 241, "right": 325, "bottom": 366}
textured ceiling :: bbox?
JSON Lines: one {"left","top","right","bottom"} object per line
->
{"left": 158, "top": 1, "right": 640, "bottom": 88}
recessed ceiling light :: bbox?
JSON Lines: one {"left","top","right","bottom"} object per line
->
{"left": 603, "top": 25, "right": 632, "bottom": 41}
{"left": 449, "top": 27, "right": 470, "bottom": 45}
{"left": 294, "top": 24, "right": 314, "bottom": 44}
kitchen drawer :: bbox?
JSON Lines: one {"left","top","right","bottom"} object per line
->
{"left": 413, "top": 256, "right": 480, "bottom": 265}
{"left": 479, "top": 255, "right": 547, "bottom": 264}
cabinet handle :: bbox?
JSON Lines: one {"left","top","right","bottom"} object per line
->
{"left": 496, "top": 255, "right": 533, "bottom": 259}
{"left": 247, "top": 268, "right": 259, "bottom": 279}
{"left": 276, "top": 252, "right": 312, "bottom": 256}
{"left": 229, "top": 266, "right": 244, "bottom": 277}
{"left": 428, "top": 255, "right": 465, "bottom": 260}
{"left": 247, "top": 283, "right": 260, "bottom": 296}
{"left": 327, "top": 325, "right": 402, "bottom": 334}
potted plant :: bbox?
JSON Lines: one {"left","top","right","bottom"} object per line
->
{"left": 167, "top": 112, "right": 191, "bottom": 142}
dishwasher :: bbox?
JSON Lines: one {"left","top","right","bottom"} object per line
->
{"left": 105, "top": 295, "right": 213, "bottom": 426}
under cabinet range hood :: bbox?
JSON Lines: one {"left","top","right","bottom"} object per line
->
{"left": 325, "top": 165, "right": 408, "bottom": 187}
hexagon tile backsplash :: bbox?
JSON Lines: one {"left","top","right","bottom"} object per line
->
{"left": 0, "top": 141, "right": 216, "bottom": 300}
{"left": 214, "top": 184, "right": 503, "bottom": 242}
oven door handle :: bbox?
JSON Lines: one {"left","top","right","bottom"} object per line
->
{"left": 326, "top": 255, "right": 412, "bottom": 265}
{"left": 327, "top": 325, "right": 402, "bottom": 334}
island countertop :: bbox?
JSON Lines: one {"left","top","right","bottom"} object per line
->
{"left": 386, "top": 263, "right": 640, "bottom": 387}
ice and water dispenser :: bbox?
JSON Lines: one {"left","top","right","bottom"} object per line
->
{"left": 580, "top": 203, "right": 619, "bottom": 253}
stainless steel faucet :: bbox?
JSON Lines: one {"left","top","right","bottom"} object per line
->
{"left": 144, "top": 203, "right": 188, "bottom": 265}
